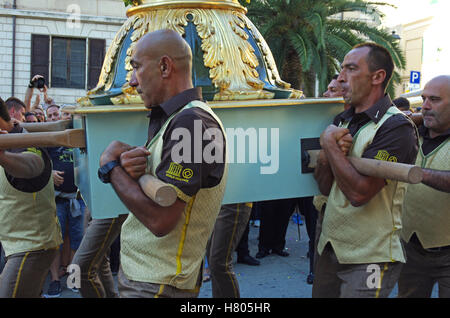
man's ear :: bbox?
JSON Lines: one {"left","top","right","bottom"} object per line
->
{"left": 372, "top": 69, "right": 386, "bottom": 87}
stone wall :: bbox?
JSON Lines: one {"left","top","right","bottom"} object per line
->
{"left": 0, "top": 1, "right": 127, "bottom": 105}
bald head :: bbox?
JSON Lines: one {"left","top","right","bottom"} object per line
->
{"left": 129, "top": 29, "right": 194, "bottom": 108}
{"left": 136, "top": 29, "right": 192, "bottom": 73}
{"left": 426, "top": 75, "right": 450, "bottom": 92}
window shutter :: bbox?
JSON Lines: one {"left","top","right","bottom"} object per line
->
{"left": 88, "top": 39, "right": 106, "bottom": 90}
{"left": 30, "top": 35, "right": 50, "bottom": 83}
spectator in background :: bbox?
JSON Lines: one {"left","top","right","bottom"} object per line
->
{"left": 60, "top": 105, "right": 73, "bottom": 121}
{"left": 25, "top": 112, "right": 38, "bottom": 123}
{"left": 44, "top": 104, "right": 86, "bottom": 297}
{"left": 46, "top": 104, "right": 61, "bottom": 122}
{"left": 24, "top": 75, "right": 54, "bottom": 112}
{"left": 31, "top": 105, "right": 46, "bottom": 122}
{"left": 5, "top": 97, "right": 26, "bottom": 122}
{"left": 323, "top": 75, "right": 343, "bottom": 98}
{"left": 393, "top": 97, "right": 411, "bottom": 112}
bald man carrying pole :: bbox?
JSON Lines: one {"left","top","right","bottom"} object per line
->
{"left": 98, "top": 29, "right": 227, "bottom": 298}
{"left": 398, "top": 75, "right": 450, "bottom": 298}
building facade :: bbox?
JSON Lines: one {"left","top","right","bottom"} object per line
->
{"left": 0, "top": 0, "right": 127, "bottom": 105}
{"left": 382, "top": 0, "right": 449, "bottom": 99}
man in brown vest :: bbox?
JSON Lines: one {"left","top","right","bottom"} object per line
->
{"left": 398, "top": 75, "right": 450, "bottom": 298}
{"left": 313, "top": 43, "right": 418, "bottom": 298}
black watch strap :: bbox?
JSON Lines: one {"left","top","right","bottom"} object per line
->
{"left": 98, "top": 159, "right": 121, "bottom": 184}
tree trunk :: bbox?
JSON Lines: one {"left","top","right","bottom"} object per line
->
{"left": 281, "top": 47, "right": 303, "bottom": 90}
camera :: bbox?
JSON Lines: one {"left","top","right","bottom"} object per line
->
{"left": 29, "top": 76, "right": 45, "bottom": 89}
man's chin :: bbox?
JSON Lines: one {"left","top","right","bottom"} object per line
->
{"left": 423, "top": 118, "right": 435, "bottom": 129}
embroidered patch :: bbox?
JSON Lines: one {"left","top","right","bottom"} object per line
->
{"left": 166, "top": 162, "right": 192, "bottom": 183}
{"left": 388, "top": 156, "right": 398, "bottom": 162}
{"left": 26, "top": 147, "right": 42, "bottom": 157}
{"left": 374, "top": 150, "right": 390, "bottom": 161}
{"left": 374, "top": 150, "right": 397, "bottom": 162}
{"left": 181, "top": 168, "right": 193, "bottom": 180}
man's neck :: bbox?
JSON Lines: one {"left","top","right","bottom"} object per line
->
{"left": 353, "top": 89, "right": 385, "bottom": 114}
{"left": 428, "top": 127, "right": 450, "bottom": 139}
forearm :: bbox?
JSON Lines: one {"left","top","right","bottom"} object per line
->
{"left": 24, "top": 87, "right": 33, "bottom": 112}
{"left": 109, "top": 166, "right": 185, "bottom": 237}
{"left": 0, "top": 152, "right": 44, "bottom": 178}
{"left": 314, "top": 150, "right": 334, "bottom": 196}
{"left": 421, "top": 168, "right": 450, "bottom": 193}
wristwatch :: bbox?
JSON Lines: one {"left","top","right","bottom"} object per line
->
{"left": 98, "top": 159, "right": 121, "bottom": 184}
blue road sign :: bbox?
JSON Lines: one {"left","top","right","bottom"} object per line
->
{"left": 410, "top": 71, "right": 421, "bottom": 84}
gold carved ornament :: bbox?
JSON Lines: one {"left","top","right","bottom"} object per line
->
{"left": 82, "top": 3, "right": 302, "bottom": 105}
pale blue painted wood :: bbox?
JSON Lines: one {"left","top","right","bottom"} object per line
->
{"left": 74, "top": 102, "right": 342, "bottom": 219}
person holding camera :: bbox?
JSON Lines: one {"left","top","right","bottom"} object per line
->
{"left": 24, "top": 75, "right": 54, "bottom": 113}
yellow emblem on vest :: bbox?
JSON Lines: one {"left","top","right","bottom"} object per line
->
{"left": 26, "top": 147, "right": 42, "bottom": 157}
{"left": 374, "top": 150, "right": 398, "bottom": 162}
{"left": 166, "top": 162, "right": 192, "bottom": 183}
{"left": 167, "top": 162, "right": 183, "bottom": 177}
{"left": 388, "top": 156, "right": 397, "bottom": 162}
{"left": 374, "top": 150, "right": 390, "bottom": 161}
{"left": 182, "top": 168, "right": 193, "bottom": 180}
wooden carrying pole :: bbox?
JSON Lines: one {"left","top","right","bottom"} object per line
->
{"left": 0, "top": 129, "right": 86, "bottom": 148}
{"left": 21, "top": 119, "right": 72, "bottom": 132}
{"left": 307, "top": 149, "right": 423, "bottom": 184}
{"left": 0, "top": 129, "right": 177, "bottom": 207}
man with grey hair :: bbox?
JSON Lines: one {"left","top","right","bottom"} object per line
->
{"left": 398, "top": 75, "right": 450, "bottom": 298}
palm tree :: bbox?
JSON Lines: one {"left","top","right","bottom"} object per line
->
{"left": 242, "top": 0, "right": 405, "bottom": 97}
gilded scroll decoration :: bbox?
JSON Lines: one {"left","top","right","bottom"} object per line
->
{"left": 87, "top": 16, "right": 137, "bottom": 96}
{"left": 84, "top": 1, "right": 302, "bottom": 105}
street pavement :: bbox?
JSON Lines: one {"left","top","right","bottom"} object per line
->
{"left": 41, "top": 215, "right": 314, "bottom": 298}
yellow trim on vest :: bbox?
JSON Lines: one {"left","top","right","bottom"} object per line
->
{"left": 88, "top": 218, "right": 118, "bottom": 298}
{"left": 175, "top": 195, "right": 196, "bottom": 275}
{"left": 226, "top": 204, "right": 240, "bottom": 297}
{"left": 178, "top": 285, "right": 201, "bottom": 293}
{"left": 375, "top": 263, "right": 389, "bottom": 298}
{"left": 12, "top": 252, "right": 30, "bottom": 298}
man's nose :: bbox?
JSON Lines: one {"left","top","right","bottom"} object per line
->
{"left": 337, "top": 71, "right": 345, "bottom": 83}
{"left": 129, "top": 71, "right": 138, "bottom": 87}
{"left": 422, "top": 98, "right": 431, "bottom": 110}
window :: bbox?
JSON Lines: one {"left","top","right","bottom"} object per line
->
{"left": 30, "top": 35, "right": 105, "bottom": 90}
{"left": 52, "top": 37, "right": 86, "bottom": 89}
{"left": 30, "top": 35, "right": 50, "bottom": 82}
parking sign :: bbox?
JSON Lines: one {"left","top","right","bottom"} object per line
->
{"left": 410, "top": 71, "right": 421, "bottom": 84}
